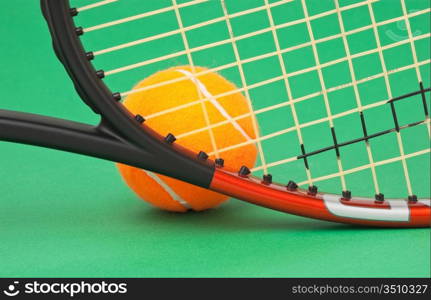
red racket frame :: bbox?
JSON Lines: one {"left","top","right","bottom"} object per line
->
{"left": 211, "top": 170, "right": 430, "bottom": 227}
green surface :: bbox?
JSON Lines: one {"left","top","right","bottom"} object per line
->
{"left": 0, "top": 0, "right": 430, "bottom": 277}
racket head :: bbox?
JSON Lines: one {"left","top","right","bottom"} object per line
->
{"left": 41, "top": 0, "right": 430, "bottom": 227}
{"left": 41, "top": 0, "right": 216, "bottom": 187}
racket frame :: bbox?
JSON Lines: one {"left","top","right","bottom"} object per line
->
{"left": 0, "top": 0, "right": 215, "bottom": 188}
{"left": 0, "top": 0, "right": 429, "bottom": 227}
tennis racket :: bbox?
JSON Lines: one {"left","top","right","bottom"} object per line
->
{"left": 0, "top": 0, "right": 430, "bottom": 227}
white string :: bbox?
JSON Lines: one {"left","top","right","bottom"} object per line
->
{"left": 99, "top": 7, "right": 427, "bottom": 59}
{"left": 400, "top": 0, "right": 430, "bottom": 137}
{"left": 119, "top": 31, "right": 430, "bottom": 118}
{"left": 263, "top": 0, "right": 313, "bottom": 186}
{"left": 115, "top": 14, "right": 430, "bottom": 93}
{"left": 335, "top": 0, "right": 381, "bottom": 195}
{"left": 93, "top": 0, "right": 294, "bottom": 56}
{"left": 86, "top": 0, "right": 294, "bottom": 34}
{"left": 84, "top": 0, "right": 207, "bottom": 33}
{"left": 297, "top": 148, "right": 430, "bottom": 187}
{"left": 301, "top": 0, "right": 348, "bottom": 191}
{"left": 164, "top": 59, "right": 430, "bottom": 142}
{"left": 176, "top": 69, "right": 252, "bottom": 142}
{"left": 251, "top": 119, "right": 430, "bottom": 173}
{"left": 207, "top": 101, "right": 430, "bottom": 163}
{"left": 220, "top": 0, "right": 268, "bottom": 173}
{"left": 81, "top": 0, "right": 430, "bottom": 193}
{"left": 179, "top": 96, "right": 387, "bottom": 141}
{"left": 367, "top": 0, "right": 414, "bottom": 196}
{"left": 105, "top": 0, "right": 420, "bottom": 76}
{"left": 77, "top": 0, "right": 118, "bottom": 12}
{"left": 171, "top": 0, "right": 219, "bottom": 158}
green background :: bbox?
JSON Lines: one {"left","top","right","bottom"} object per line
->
{"left": 0, "top": 0, "right": 430, "bottom": 277}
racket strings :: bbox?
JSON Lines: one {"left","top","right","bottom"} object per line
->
{"left": 263, "top": 0, "right": 312, "bottom": 184}
{"left": 300, "top": 0, "right": 349, "bottom": 191}
{"left": 220, "top": 0, "right": 269, "bottom": 174}
{"left": 97, "top": 6, "right": 430, "bottom": 77}
{"left": 176, "top": 78, "right": 431, "bottom": 157}
{"left": 369, "top": 0, "right": 412, "bottom": 197}
{"left": 294, "top": 84, "right": 430, "bottom": 171}
{"left": 84, "top": 6, "right": 431, "bottom": 94}
{"left": 297, "top": 148, "right": 430, "bottom": 188}
{"left": 143, "top": 61, "right": 427, "bottom": 124}
{"left": 248, "top": 87, "right": 431, "bottom": 197}
{"left": 76, "top": 0, "right": 118, "bottom": 13}
{"left": 114, "top": 34, "right": 430, "bottom": 103}
{"left": 170, "top": 0, "right": 221, "bottom": 160}
{"left": 335, "top": 0, "right": 380, "bottom": 194}
{"left": 82, "top": 0, "right": 207, "bottom": 33}
{"left": 73, "top": 0, "right": 431, "bottom": 198}
{"left": 84, "top": 0, "right": 378, "bottom": 58}
{"left": 399, "top": 0, "right": 431, "bottom": 138}
{"left": 82, "top": 0, "right": 294, "bottom": 43}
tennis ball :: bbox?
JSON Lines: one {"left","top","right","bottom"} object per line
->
{"left": 117, "top": 66, "right": 258, "bottom": 212}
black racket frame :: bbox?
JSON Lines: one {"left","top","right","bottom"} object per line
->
{"left": 0, "top": 0, "right": 215, "bottom": 188}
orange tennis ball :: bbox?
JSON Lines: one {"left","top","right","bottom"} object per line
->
{"left": 117, "top": 66, "right": 258, "bottom": 212}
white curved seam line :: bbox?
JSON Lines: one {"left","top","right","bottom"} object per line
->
{"left": 176, "top": 69, "right": 252, "bottom": 141}
{"left": 143, "top": 170, "right": 191, "bottom": 209}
